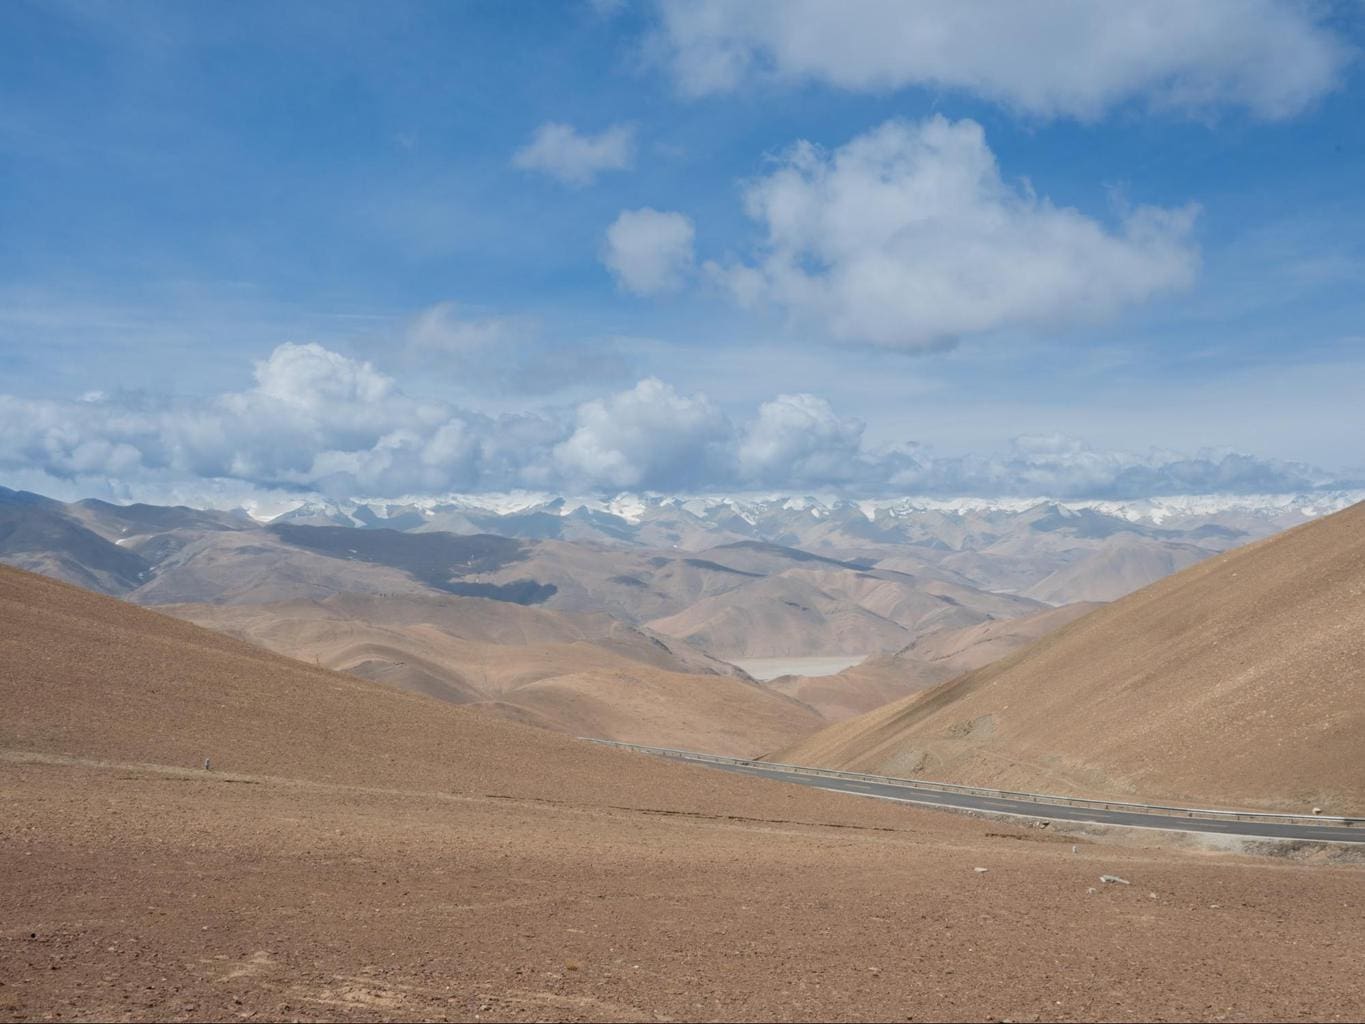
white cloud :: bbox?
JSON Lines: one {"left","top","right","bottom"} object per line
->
{"left": 710, "top": 117, "right": 1199, "bottom": 349}
{"left": 0, "top": 344, "right": 469, "bottom": 498}
{"left": 553, "top": 377, "right": 730, "bottom": 489}
{"left": 602, "top": 208, "right": 696, "bottom": 295}
{"left": 0, "top": 344, "right": 1349, "bottom": 501}
{"left": 248, "top": 342, "right": 394, "bottom": 410}
{"left": 512, "top": 121, "right": 635, "bottom": 186}
{"left": 739, "top": 393, "right": 864, "bottom": 485}
{"left": 658, "top": 0, "right": 1349, "bottom": 120}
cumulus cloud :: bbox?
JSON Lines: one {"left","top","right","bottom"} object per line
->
{"left": 553, "top": 378, "right": 730, "bottom": 489}
{"left": 209, "top": 344, "right": 452, "bottom": 486}
{"left": 739, "top": 394, "right": 864, "bottom": 485}
{"left": 657, "top": 0, "right": 1349, "bottom": 119}
{"left": 247, "top": 341, "right": 394, "bottom": 409}
{"left": 709, "top": 117, "right": 1199, "bottom": 349}
{"left": 602, "top": 208, "right": 696, "bottom": 295}
{"left": 0, "top": 344, "right": 478, "bottom": 499}
{"left": 512, "top": 121, "right": 635, "bottom": 186}
{"left": 0, "top": 344, "right": 1350, "bottom": 501}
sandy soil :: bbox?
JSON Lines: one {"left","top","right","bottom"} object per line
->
{"left": 5, "top": 755, "right": 1365, "bottom": 1023}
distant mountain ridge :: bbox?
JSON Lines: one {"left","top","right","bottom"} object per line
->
{"left": 5, "top": 483, "right": 1352, "bottom": 753}
{"left": 1, "top": 483, "right": 1348, "bottom": 668}
{"left": 265, "top": 488, "right": 1364, "bottom": 534}
{"left": 3, "top": 482, "right": 1350, "bottom": 611}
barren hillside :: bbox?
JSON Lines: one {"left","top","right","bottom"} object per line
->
{"left": 1024, "top": 533, "right": 1210, "bottom": 604}
{"left": 766, "top": 603, "right": 1098, "bottom": 721}
{"left": 161, "top": 592, "right": 821, "bottom": 756}
{"left": 776, "top": 502, "right": 1365, "bottom": 813}
{"left": 0, "top": 564, "right": 819, "bottom": 807}
{"left": 646, "top": 567, "right": 1043, "bottom": 658}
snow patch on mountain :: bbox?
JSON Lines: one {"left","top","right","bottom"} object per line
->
{"left": 262, "top": 488, "right": 1364, "bottom": 532}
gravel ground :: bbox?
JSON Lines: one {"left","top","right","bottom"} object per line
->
{"left": 4, "top": 757, "right": 1363, "bottom": 1023}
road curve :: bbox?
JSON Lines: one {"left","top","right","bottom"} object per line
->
{"left": 636, "top": 749, "right": 1365, "bottom": 845}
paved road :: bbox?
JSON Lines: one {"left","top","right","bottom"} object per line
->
{"left": 653, "top": 753, "right": 1365, "bottom": 845}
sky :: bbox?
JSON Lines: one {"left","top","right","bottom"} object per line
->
{"left": 2, "top": 0, "right": 1364, "bottom": 505}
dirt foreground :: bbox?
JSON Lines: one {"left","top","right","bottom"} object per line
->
{"left": 2, "top": 565, "right": 1364, "bottom": 1021}
{"left": 4, "top": 752, "right": 1365, "bottom": 1023}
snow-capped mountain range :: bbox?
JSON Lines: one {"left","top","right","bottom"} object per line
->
{"left": 264, "top": 488, "right": 1365, "bottom": 535}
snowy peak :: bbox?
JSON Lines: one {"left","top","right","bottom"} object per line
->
{"left": 267, "top": 489, "right": 1365, "bottom": 529}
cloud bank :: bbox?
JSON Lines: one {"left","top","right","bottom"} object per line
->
{"left": 0, "top": 342, "right": 1350, "bottom": 504}
{"left": 709, "top": 117, "right": 1200, "bottom": 349}
{"left": 658, "top": 0, "right": 1350, "bottom": 119}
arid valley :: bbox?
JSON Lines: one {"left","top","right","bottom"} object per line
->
{"left": 5, "top": 3, "right": 1365, "bottom": 1020}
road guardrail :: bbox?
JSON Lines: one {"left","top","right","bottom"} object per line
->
{"left": 583, "top": 738, "right": 1364, "bottom": 829}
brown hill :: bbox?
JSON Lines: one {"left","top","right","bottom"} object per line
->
{"left": 4, "top": 563, "right": 1364, "bottom": 1022}
{"left": 645, "top": 572, "right": 913, "bottom": 657}
{"left": 0, "top": 499, "right": 151, "bottom": 594}
{"left": 0, "top": 563, "right": 831, "bottom": 808}
{"left": 127, "top": 527, "right": 437, "bottom": 604}
{"left": 1023, "top": 532, "right": 1210, "bottom": 604}
{"left": 766, "top": 602, "right": 1098, "bottom": 721}
{"left": 161, "top": 592, "right": 818, "bottom": 756}
{"left": 646, "top": 567, "right": 1043, "bottom": 658}
{"left": 774, "top": 502, "right": 1365, "bottom": 813}
{"left": 431, "top": 536, "right": 762, "bottom": 624}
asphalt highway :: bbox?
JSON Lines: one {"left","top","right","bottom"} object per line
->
{"left": 653, "top": 753, "right": 1365, "bottom": 845}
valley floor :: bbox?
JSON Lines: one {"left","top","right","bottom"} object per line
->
{"left": 3, "top": 752, "right": 1362, "bottom": 1023}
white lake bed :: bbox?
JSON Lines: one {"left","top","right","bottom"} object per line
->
{"left": 730, "top": 655, "right": 868, "bottom": 681}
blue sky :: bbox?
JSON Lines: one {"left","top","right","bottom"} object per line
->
{"left": 2, "top": 1, "right": 1363, "bottom": 503}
